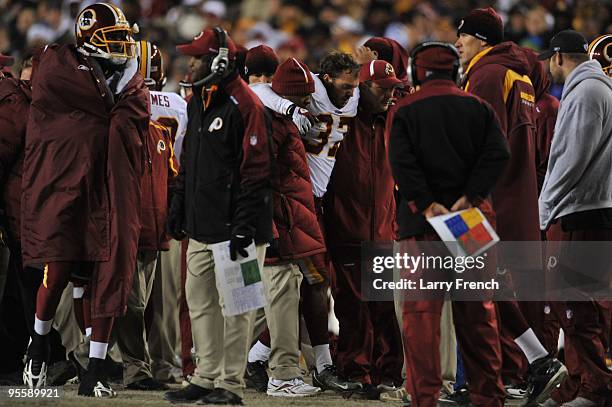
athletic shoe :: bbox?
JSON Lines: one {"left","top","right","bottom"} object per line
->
{"left": 347, "top": 383, "right": 381, "bottom": 400}
{"left": 245, "top": 361, "right": 268, "bottom": 393}
{"left": 266, "top": 377, "right": 321, "bottom": 397}
{"left": 377, "top": 382, "right": 399, "bottom": 392}
{"left": 380, "top": 386, "right": 409, "bottom": 403}
{"left": 438, "top": 385, "right": 470, "bottom": 405}
{"left": 164, "top": 383, "right": 211, "bottom": 403}
{"left": 77, "top": 358, "right": 116, "bottom": 398}
{"left": 312, "top": 364, "right": 362, "bottom": 392}
{"left": 525, "top": 355, "right": 567, "bottom": 406}
{"left": 505, "top": 381, "right": 529, "bottom": 399}
{"left": 23, "top": 334, "right": 50, "bottom": 389}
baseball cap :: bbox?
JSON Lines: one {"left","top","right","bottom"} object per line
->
{"left": 538, "top": 30, "right": 588, "bottom": 60}
{"left": 0, "top": 52, "right": 14, "bottom": 67}
{"left": 359, "top": 60, "right": 403, "bottom": 88}
{"left": 176, "top": 29, "right": 236, "bottom": 59}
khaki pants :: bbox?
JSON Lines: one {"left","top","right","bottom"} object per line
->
{"left": 186, "top": 239, "right": 266, "bottom": 396}
{"left": 115, "top": 250, "right": 158, "bottom": 384}
{"left": 393, "top": 242, "right": 456, "bottom": 394}
{"left": 261, "top": 263, "right": 302, "bottom": 380}
{"left": 148, "top": 240, "right": 182, "bottom": 381}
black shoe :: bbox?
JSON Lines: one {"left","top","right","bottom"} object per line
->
{"left": 245, "top": 361, "right": 268, "bottom": 393}
{"left": 197, "top": 388, "right": 243, "bottom": 405}
{"left": 505, "top": 380, "right": 529, "bottom": 400}
{"left": 439, "top": 385, "right": 470, "bottom": 405}
{"left": 344, "top": 383, "right": 380, "bottom": 400}
{"left": 23, "top": 334, "right": 50, "bottom": 389}
{"left": 312, "top": 365, "right": 362, "bottom": 392}
{"left": 47, "top": 360, "right": 77, "bottom": 386}
{"left": 126, "top": 377, "right": 169, "bottom": 391}
{"left": 164, "top": 383, "right": 211, "bottom": 403}
{"left": 78, "top": 357, "right": 116, "bottom": 398}
{"left": 525, "top": 355, "right": 567, "bottom": 406}
{"left": 67, "top": 351, "right": 86, "bottom": 383}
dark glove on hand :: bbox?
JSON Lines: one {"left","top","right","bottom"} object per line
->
{"left": 167, "top": 198, "right": 186, "bottom": 240}
{"left": 229, "top": 234, "right": 252, "bottom": 261}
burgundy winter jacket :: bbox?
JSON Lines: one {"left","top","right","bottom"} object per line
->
{"left": 463, "top": 42, "right": 540, "bottom": 242}
{"left": 266, "top": 109, "right": 325, "bottom": 263}
{"left": 325, "top": 103, "right": 396, "bottom": 247}
{"left": 21, "top": 44, "right": 150, "bottom": 317}
{"left": 0, "top": 78, "right": 31, "bottom": 244}
{"left": 139, "top": 120, "right": 178, "bottom": 251}
{"left": 523, "top": 48, "right": 559, "bottom": 193}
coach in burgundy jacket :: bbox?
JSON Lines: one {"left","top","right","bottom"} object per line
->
{"left": 324, "top": 60, "right": 404, "bottom": 389}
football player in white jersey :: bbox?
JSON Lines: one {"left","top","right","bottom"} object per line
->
{"left": 138, "top": 41, "right": 188, "bottom": 162}
{"left": 251, "top": 52, "right": 360, "bottom": 198}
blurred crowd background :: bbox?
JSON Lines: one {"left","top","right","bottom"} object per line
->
{"left": 1, "top": 0, "right": 611, "bottom": 93}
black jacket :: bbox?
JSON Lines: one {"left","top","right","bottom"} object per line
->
{"left": 387, "top": 79, "right": 510, "bottom": 238}
{"left": 172, "top": 73, "right": 273, "bottom": 244}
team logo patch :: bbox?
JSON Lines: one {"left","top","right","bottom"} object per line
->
{"left": 78, "top": 9, "right": 96, "bottom": 32}
{"left": 385, "top": 63, "right": 394, "bottom": 76}
{"left": 157, "top": 140, "right": 166, "bottom": 154}
{"left": 208, "top": 117, "right": 223, "bottom": 132}
{"left": 458, "top": 19, "right": 464, "bottom": 31}
{"left": 250, "top": 134, "right": 258, "bottom": 146}
{"left": 194, "top": 31, "right": 204, "bottom": 40}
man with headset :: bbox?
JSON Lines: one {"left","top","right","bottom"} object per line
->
{"left": 165, "top": 28, "right": 273, "bottom": 405}
{"left": 388, "top": 41, "right": 510, "bottom": 406}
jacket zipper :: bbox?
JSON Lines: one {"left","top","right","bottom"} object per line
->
{"left": 370, "top": 122, "right": 376, "bottom": 240}
{"left": 280, "top": 194, "right": 292, "bottom": 230}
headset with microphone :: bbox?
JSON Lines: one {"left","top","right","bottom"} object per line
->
{"left": 181, "top": 27, "right": 231, "bottom": 89}
{"left": 407, "top": 41, "right": 463, "bottom": 86}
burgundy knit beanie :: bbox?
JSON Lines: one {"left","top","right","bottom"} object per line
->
{"left": 457, "top": 7, "right": 504, "bottom": 45}
{"left": 272, "top": 58, "right": 315, "bottom": 96}
{"left": 245, "top": 45, "right": 279, "bottom": 76}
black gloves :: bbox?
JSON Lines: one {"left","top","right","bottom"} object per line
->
{"left": 167, "top": 197, "right": 186, "bottom": 240}
{"left": 229, "top": 234, "right": 252, "bottom": 261}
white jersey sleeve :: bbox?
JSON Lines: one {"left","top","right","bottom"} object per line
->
{"left": 249, "top": 83, "right": 294, "bottom": 115}
{"left": 149, "top": 90, "right": 188, "bottom": 162}
{"left": 303, "top": 74, "right": 359, "bottom": 197}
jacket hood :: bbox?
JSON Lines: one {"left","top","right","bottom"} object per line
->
{"left": 523, "top": 48, "right": 550, "bottom": 101}
{"left": 365, "top": 37, "right": 409, "bottom": 84}
{"left": 562, "top": 59, "right": 612, "bottom": 101}
{"left": 467, "top": 41, "right": 531, "bottom": 79}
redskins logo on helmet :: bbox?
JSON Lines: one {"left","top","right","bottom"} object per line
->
{"left": 75, "top": 2, "right": 137, "bottom": 62}
{"left": 137, "top": 41, "right": 167, "bottom": 91}
{"left": 588, "top": 34, "right": 612, "bottom": 77}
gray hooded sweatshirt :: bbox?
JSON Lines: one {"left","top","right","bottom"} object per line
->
{"left": 539, "top": 60, "right": 612, "bottom": 230}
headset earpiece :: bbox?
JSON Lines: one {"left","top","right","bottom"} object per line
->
{"left": 408, "top": 41, "right": 462, "bottom": 87}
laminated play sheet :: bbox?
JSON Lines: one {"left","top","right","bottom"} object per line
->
{"left": 427, "top": 207, "right": 500, "bottom": 257}
{"left": 210, "top": 241, "right": 266, "bottom": 316}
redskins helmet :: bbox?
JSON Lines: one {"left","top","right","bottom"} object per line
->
{"left": 137, "top": 41, "right": 166, "bottom": 91}
{"left": 75, "top": 3, "right": 137, "bottom": 62}
{"left": 588, "top": 34, "right": 612, "bottom": 77}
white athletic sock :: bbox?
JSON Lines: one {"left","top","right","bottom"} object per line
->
{"left": 85, "top": 327, "right": 92, "bottom": 337}
{"left": 89, "top": 341, "right": 109, "bottom": 360}
{"left": 313, "top": 344, "right": 333, "bottom": 373}
{"left": 34, "top": 316, "right": 53, "bottom": 336}
{"left": 248, "top": 341, "right": 271, "bottom": 363}
{"left": 515, "top": 328, "right": 549, "bottom": 364}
